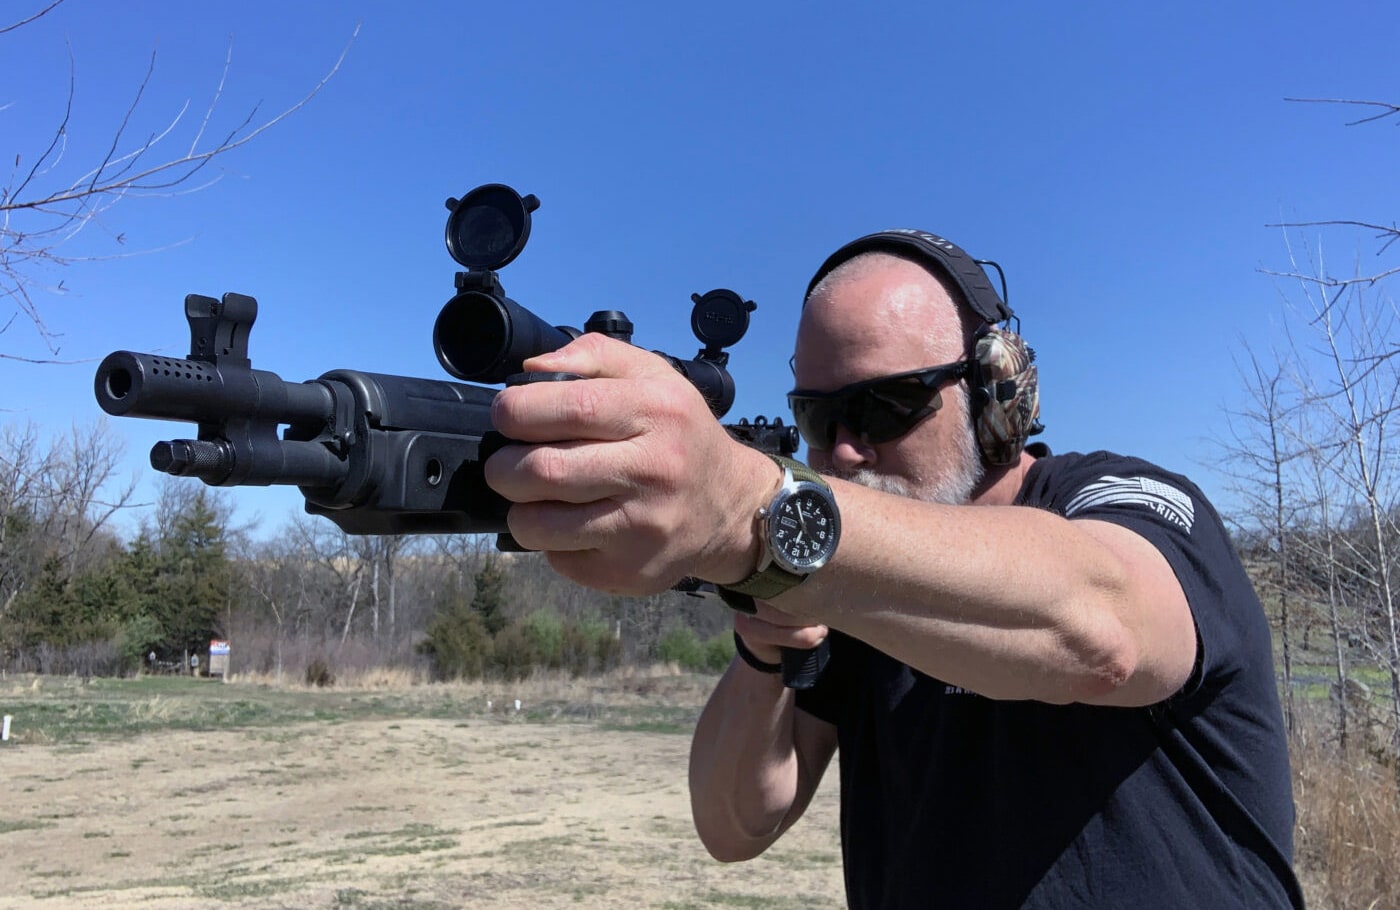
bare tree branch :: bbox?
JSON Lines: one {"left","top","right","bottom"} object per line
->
{"left": 5, "top": 28, "right": 358, "bottom": 213}
{"left": 1, "top": 12, "right": 360, "bottom": 356}
{"left": 1258, "top": 263, "right": 1400, "bottom": 292}
{"left": 0, "top": 350, "right": 94, "bottom": 366}
{"left": 1256, "top": 99, "right": 1400, "bottom": 304}
{"left": 0, "top": 0, "right": 65, "bottom": 37}
{"left": 1284, "top": 97, "right": 1400, "bottom": 127}
{"left": 1260, "top": 223, "right": 1400, "bottom": 333}
{"left": 1264, "top": 220, "right": 1400, "bottom": 256}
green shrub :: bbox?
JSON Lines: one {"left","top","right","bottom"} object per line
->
{"left": 117, "top": 614, "right": 165, "bottom": 671}
{"left": 305, "top": 658, "right": 336, "bottom": 687}
{"left": 561, "top": 619, "right": 621, "bottom": 676}
{"left": 657, "top": 627, "right": 736, "bottom": 673}
{"left": 658, "top": 625, "right": 706, "bottom": 671}
{"left": 417, "top": 606, "right": 492, "bottom": 681}
{"left": 491, "top": 622, "right": 539, "bottom": 681}
{"left": 522, "top": 610, "right": 565, "bottom": 669}
{"left": 702, "top": 631, "right": 736, "bottom": 672}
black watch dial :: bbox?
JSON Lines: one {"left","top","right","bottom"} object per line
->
{"left": 770, "top": 485, "right": 840, "bottom": 573}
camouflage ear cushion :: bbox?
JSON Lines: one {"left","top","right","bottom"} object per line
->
{"left": 971, "top": 327, "right": 1040, "bottom": 466}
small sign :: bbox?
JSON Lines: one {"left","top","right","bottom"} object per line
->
{"left": 209, "top": 639, "right": 231, "bottom": 677}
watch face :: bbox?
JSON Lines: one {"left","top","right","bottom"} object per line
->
{"left": 769, "top": 484, "right": 841, "bottom": 574}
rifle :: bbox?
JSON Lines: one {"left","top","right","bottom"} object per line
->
{"left": 93, "top": 183, "right": 826, "bottom": 687}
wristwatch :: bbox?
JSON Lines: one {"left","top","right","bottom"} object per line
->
{"left": 718, "top": 455, "right": 841, "bottom": 614}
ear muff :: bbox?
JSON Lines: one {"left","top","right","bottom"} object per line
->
{"left": 970, "top": 326, "right": 1041, "bottom": 466}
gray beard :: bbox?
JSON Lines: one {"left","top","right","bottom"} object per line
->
{"left": 832, "top": 426, "right": 985, "bottom": 506}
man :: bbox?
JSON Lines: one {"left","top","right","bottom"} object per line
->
{"left": 485, "top": 230, "right": 1303, "bottom": 908}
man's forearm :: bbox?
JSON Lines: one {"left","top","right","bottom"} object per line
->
{"left": 688, "top": 658, "right": 813, "bottom": 862}
{"left": 771, "top": 480, "right": 1197, "bottom": 706}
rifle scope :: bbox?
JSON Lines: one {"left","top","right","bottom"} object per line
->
{"left": 431, "top": 185, "right": 754, "bottom": 418}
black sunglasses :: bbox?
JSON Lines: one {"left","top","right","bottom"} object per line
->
{"left": 787, "top": 360, "right": 974, "bottom": 451}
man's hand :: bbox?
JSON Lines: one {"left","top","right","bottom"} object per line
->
{"left": 484, "top": 333, "right": 775, "bottom": 595}
{"left": 734, "top": 601, "right": 830, "bottom": 666}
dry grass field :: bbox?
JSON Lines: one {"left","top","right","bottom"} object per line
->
{"left": 0, "top": 670, "right": 843, "bottom": 909}
{"left": 2, "top": 668, "right": 1396, "bottom": 908}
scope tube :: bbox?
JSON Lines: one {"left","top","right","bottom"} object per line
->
{"left": 659, "top": 354, "right": 736, "bottom": 419}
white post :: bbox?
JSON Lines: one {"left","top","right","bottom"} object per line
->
{"left": 2, "top": 715, "right": 11, "bottom": 742}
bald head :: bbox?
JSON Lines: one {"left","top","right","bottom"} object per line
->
{"left": 796, "top": 252, "right": 979, "bottom": 386}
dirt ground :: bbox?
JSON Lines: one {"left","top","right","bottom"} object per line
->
{"left": 0, "top": 705, "right": 845, "bottom": 908}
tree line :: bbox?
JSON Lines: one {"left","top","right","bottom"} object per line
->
{"left": 0, "top": 422, "right": 735, "bottom": 682}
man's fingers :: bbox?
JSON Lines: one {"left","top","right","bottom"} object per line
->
{"left": 485, "top": 440, "right": 635, "bottom": 504}
{"left": 493, "top": 334, "right": 705, "bottom": 443}
{"left": 479, "top": 329, "right": 759, "bottom": 594}
{"left": 751, "top": 598, "right": 825, "bottom": 630}
{"left": 734, "top": 611, "right": 829, "bottom": 652}
{"left": 492, "top": 376, "right": 645, "bottom": 444}
{"left": 522, "top": 332, "right": 667, "bottom": 381}
{"left": 504, "top": 498, "right": 656, "bottom": 557}
{"left": 504, "top": 500, "right": 601, "bottom": 552}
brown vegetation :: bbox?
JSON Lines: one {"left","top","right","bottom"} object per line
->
{"left": 1291, "top": 701, "right": 1399, "bottom": 909}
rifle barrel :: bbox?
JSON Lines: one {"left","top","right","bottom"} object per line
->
{"left": 94, "top": 351, "right": 336, "bottom": 427}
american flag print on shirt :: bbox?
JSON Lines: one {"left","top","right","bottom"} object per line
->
{"left": 1062, "top": 475, "right": 1196, "bottom": 532}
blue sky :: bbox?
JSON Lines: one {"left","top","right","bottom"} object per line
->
{"left": 3, "top": 0, "right": 1397, "bottom": 536}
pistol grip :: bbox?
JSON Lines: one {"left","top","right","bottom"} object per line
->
{"left": 780, "top": 641, "right": 830, "bottom": 690}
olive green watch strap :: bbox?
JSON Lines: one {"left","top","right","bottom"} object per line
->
{"left": 773, "top": 454, "right": 824, "bottom": 486}
{"left": 717, "top": 455, "right": 832, "bottom": 613}
{"left": 724, "top": 564, "right": 806, "bottom": 601}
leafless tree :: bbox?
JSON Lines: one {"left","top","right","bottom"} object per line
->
{"left": 0, "top": 422, "right": 51, "bottom": 615}
{"left": 0, "top": 419, "right": 135, "bottom": 614}
{"left": 1279, "top": 235, "right": 1400, "bottom": 752}
{"left": 353, "top": 533, "right": 418, "bottom": 644}
{"left": 1231, "top": 97, "right": 1400, "bottom": 755}
{"left": 45, "top": 420, "right": 139, "bottom": 574}
{"left": 1, "top": 1, "right": 357, "bottom": 360}
{"left": 1219, "top": 346, "right": 1309, "bottom": 732}
{"left": 282, "top": 514, "right": 368, "bottom": 644}
{"left": 241, "top": 534, "right": 315, "bottom": 686}
{"left": 1262, "top": 321, "right": 1373, "bottom": 752}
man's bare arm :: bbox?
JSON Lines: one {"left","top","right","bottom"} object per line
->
{"left": 688, "top": 643, "right": 838, "bottom": 862}
{"left": 773, "top": 479, "right": 1199, "bottom": 707}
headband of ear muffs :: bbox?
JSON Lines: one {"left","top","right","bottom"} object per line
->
{"left": 805, "top": 228, "right": 1013, "bottom": 323}
{"left": 804, "top": 229, "right": 1043, "bottom": 465}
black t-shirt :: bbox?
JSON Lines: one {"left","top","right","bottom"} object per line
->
{"left": 795, "top": 451, "right": 1303, "bottom": 909}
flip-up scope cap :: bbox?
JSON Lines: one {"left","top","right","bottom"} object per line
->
{"left": 444, "top": 184, "right": 539, "bottom": 271}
